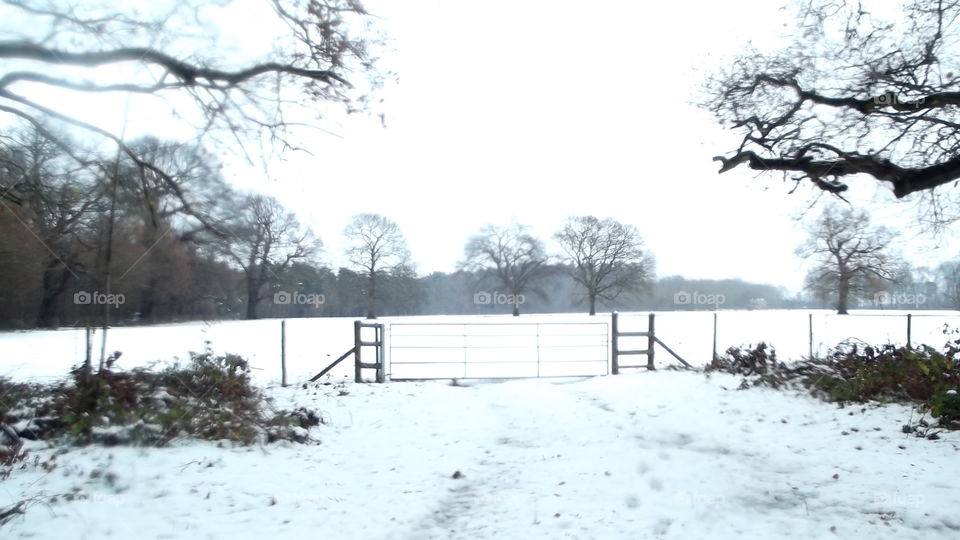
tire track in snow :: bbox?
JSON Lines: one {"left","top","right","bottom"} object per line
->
{"left": 402, "top": 373, "right": 960, "bottom": 540}
{"left": 408, "top": 380, "right": 645, "bottom": 539}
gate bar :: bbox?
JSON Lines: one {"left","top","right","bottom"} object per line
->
{"left": 354, "top": 319, "right": 385, "bottom": 383}
{"left": 612, "top": 312, "right": 687, "bottom": 372}
{"left": 310, "top": 346, "right": 356, "bottom": 382}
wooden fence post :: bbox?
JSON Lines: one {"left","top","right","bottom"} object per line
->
{"left": 281, "top": 320, "right": 288, "bottom": 387}
{"left": 375, "top": 324, "right": 385, "bottom": 383}
{"left": 712, "top": 312, "right": 718, "bottom": 362}
{"left": 85, "top": 327, "right": 92, "bottom": 369}
{"left": 611, "top": 312, "right": 619, "bottom": 375}
{"left": 647, "top": 313, "right": 655, "bottom": 370}
{"left": 907, "top": 313, "right": 912, "bottom": 349}
{"left": 354, "top": 319, "right": 362, "bottom": 383}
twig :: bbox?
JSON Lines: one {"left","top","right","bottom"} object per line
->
{"left": 178, "top": 460, "right": 201, "bottom": 472}
{"left": 0, "top": 501, "right": 25, "bottom": 525}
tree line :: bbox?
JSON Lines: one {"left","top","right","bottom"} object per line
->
{"left": 0, "top": 123, "right": 788, "bottom": 328}
{"left": 0, "top": 126, "right": 660, "bottom": 328}
{"left": 1, "top": 126, "right": 956, "bottom": 329}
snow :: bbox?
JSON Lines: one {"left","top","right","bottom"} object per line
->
{"left": 2, "top": 372, "right": 959, "bottom": 539}
{"left": 2, "top": 310, "right": 960, "bottom": 538}
{"left": 2, "top": 310, "right": 959, "bottom": 384}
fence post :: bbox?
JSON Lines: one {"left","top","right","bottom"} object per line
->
{"left": 281, "top": 320, "right": 288, "bottom": 387}
{"left": 611, "top": 312, "right": 619, "bottom": 375}
{"left": 907, "top": 313, "right": 912, "bottom": 349}
{"left": 535, "top": 324, "right": 541, "bottom": 378}
{"left": 712, "top": 312, "right": 718, "bottom": 362}
{"left": 647, "top": 313, "right": 655, "bottom": 370}
{"left": 354, "top": 319, "right": 362, "bottom": 383}
{"left": 85, "top": 327, "right": 92, "bottom": 369}
{"left": 463, "top": 323, "right": 468, "bottom": 378}
{"left": 375, "top": 324, "right": 385, "bottom": 383}
{"left": 808, "top": 313, "right": 813, "bottom": 359}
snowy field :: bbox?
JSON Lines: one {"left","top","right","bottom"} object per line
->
{"left": 3, "top": 310, "right": 960, "bottom": 539}
{"left": 1, "top": 310, "right": 958, "bottom": 384}
{"left": 2, "top": 372, "right": 959, "bottom": 539}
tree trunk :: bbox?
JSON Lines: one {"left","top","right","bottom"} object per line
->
{"left": 836, "top": 277, "right": 850, "bottom": 315}
{"left": 137, "top": 228, "right": 161, "bottom": 322}
{"left": 366, "top": 273, "right": 377, "bottom": 319}
{"left": 245, "top": 278, "right": 260, "bottom": 320}
{"left": 588, "top": 290, "right": 597, "bottom": 316}
{"left": 35, "top": 260, "right": 72, "bottom": 328}
{"left": 139, "top": 274, "right": 158, "bottom": 322}
{"left": 512, "top": 303, "right": 520, "bottom": 316}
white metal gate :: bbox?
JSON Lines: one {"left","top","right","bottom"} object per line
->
{"left": 386, "top": 321, "right": 609, "bottom": 380}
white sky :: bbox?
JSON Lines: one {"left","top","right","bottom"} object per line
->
{"left": 4, "top": 0, "right": 959, "bottom": 293}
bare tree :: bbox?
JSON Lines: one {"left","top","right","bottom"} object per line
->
{"left": 936, "top": 260, "right": 960, "bottom": 309}
{"left": 460, "top": 222, "right": 550, "bottom": 317}
{"left": 797, "top": 205, "right": 904, "bottom": 314}
{"left": 0, "top": 124, "right": 104, "bottom": 327}
{"left": 555, "top": 216, "right": 655, "bottom": 315}
{"left": 0, "top": 0, "right": 382, "bottom": 225}
{"left": 343, "top": 213, "right": 411, "bottom": 319}
{"left": 112, "top": 137, "right": 233, "bottom": 320}
{"left": 706, "top": 0, "right": 960, "bottom": 224}
{"left": 218, "top": 194, "right": 319, "bottom": 319}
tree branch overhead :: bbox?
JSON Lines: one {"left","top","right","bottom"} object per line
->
{"left": 706, "top": 0, "right": 960, "bottom": 212}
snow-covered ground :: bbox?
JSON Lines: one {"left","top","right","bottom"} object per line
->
{"left": 3, "top": 311, "right": 960, "bottom": 538}
{"left": 3, "top": 372, "right": 959, "bottom": 539}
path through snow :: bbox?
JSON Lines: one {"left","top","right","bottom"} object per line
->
{"left": 3, "top": 371, "right": 959, "bottom": 539}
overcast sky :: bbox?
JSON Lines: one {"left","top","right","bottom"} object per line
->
{"left": 5, "top": 0, "right": 959, "bottom": 293}
{"left": 247, "top": 0, "right": 956, "bottom": 293}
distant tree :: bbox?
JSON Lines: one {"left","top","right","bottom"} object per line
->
{"left": 329, "top": 267, "right": 367, "bottom": 317}
{"left": 707, "top": 0, "right": 960, "bottom": 225}
{"left": 95, "top": 218, "right": 194, "bottom": 323}
{"left": 181, "top": 255, "right": 244, "bottom": 320}
{"left": 267, "top": 261, "right": 331, "bottom": 318}
{"left": 460, "top": 222, "right": 550, "bottom": 316}
{"left": 0, "top": 124, "right": 104, "bottom": 327}
{"left": 797, "top": 205, "right": 904, "bottom": 314}
{"left": 343, "top": 213, "right": 411, "bottom": 319}
{"left": 219, "top": 194, "right": 320, "bottom": 319}
{"left": 937, "top": 260, "right": 960, "bottom": 310}
{"left": 418, "top": 270, "right": 477, "bottom": 315}
{"left": 910, "top": 265, "right": 939, "bottom": 302}
{"left": 378, "top": 264, "right": 424, "bottom": 316}
{"left": 112, "top": 138, "right": 231, "bottom": 322}
{"left": 555, "top": 216, "right": 655, "bottom": 315}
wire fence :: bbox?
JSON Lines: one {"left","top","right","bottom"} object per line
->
{"left": 3, "top": 310, "right": 960, "bottom": 384}
{"left": 619, "top": 310, "right": 960, "bottom": 367}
